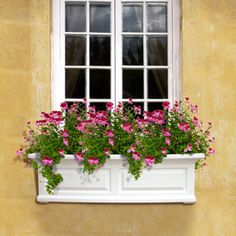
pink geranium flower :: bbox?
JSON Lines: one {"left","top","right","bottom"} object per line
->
{"left": 165, "top": 137, "right": 171, "bottom": 146}
{"left": 122, "top": 123, "right": 133, "bottom": 133}
{"left": 134, "top": 105, "right": 142, "bottom": 115}
{"left": 60, "top": 102, "right": 68, "bottom": 111}
{"left": 104, "top": 148, "right": 110, "bottom": 156}
{"left": 109, "top": 138, "right": 114, "bottom": 146}
{"left": 178, "top": 122, "right": 190, "bottom": 132}
{"left": 144, "top": 156, "right": 155, "bottom": 166}
{"left": 61, "top": 129, "right": 69, "bottom": 138}
{"left": 184, "top": 144, "right": 193, "bottom": 153}
{"left": 106, "top": 102, "right": 113, "bottom": 111}
{"left": 208, "top": 148, "right": 216, "bottom": 154}
{"left": 132, "top": 151, "right": 140, "bottom": 161}
{"left": 75, "top": 152, "right": 84, "bottom": 162}
{"left": 88, "top": 157, "right": 99, "bottom": 165}
{"left": 162, "top": 128, "right": 171, "bottom": 137}
{"left": 106, "top": 129, "right": 114, "bottom": 138}
{"left": 58, "top": 149, "right": 64, "bottom": 155}
{"left": 42, "top": 157, "right": 53, "bottom": 166}
{"left": 162, "top": 101, "right": 170, "bottom": 110}
{"left": 16, "top": 148, "right": 23, "bottom": 156}
{"left": 63, "top": 138, "right": 69, "bottom": 146}
{"left": 161, "top": 148, "right": 167, "bottom": 156}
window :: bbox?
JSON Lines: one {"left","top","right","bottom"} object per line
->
{"left": 52, "top": 0, "right": 181, "bottom": 111}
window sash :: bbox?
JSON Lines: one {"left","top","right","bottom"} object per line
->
{"left": 52, "top": 0, "right": 181, "bottom": 110}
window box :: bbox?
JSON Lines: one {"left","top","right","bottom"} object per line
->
{"left": 29, "top": 153, "right": 204, "bottom": 204}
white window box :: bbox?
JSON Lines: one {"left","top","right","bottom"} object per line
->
{"left": 28, "top": 153, "right": 204, "bottom": 204}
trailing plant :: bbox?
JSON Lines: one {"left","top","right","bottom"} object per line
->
{"left": 17, "top": 97, "right": 215, "bottom": 194}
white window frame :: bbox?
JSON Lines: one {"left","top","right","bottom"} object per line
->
{"left": 51, "top": 0, "right": 181, "bottom": 110}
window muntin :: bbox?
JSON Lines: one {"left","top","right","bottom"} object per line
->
{"left": 53, "top": 0, "right": 180, "bottom": 111}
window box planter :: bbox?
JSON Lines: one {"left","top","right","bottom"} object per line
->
{"left": 28, "top": 153, "right": 204, "bottom": 204}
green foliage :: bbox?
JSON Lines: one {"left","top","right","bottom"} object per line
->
{"left": 17, "top": 98, "right": 215, "bottom": 194}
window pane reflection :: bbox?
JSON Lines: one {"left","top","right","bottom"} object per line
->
{"left": 66, "top": 3, "right": 86, "bottom": 32}
{"left": 90, "top": 70, "right": 110, "bottom": 99}
{"left": 66, "top": 69, "right": 86, "bottom": 99}
{"left": 147, "top": 4, "right": 167, "bottom": 32}
{"left": 123, "top": 70, "right": 143, "bottom": 98}
{"left": 123, "top": 37, "right": 143, "bottom": 65}
{"left": 123, "top": 4, "right": 143, "bottom": 32}
{"left": 90, "top": 4, "right": 110, "bottom": 32}
{"left": 148, "top": 70, "right": 168, "bottom": 98}
{"left": 148, "top": 37, "right": 167, "bottom": 65}
{"left": 90, "top": 36, "right": 110, "bottom": 66}
{"left": 66, "top": 36, "right": 86, "bottom": 65}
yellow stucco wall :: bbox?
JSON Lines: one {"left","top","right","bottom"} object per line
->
{"left": 0, "top": 0, "right": 236, "bottom": 235}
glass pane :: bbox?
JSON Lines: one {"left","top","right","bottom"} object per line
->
{"left": 148, "top": 37, "right": 167, "bottom": 65}
{"left": 66, "top": 36, "right": 86, "bottom": 65}
{"left": 90, "top": 3, "right": 110, "bottom": 32}
{"left": 148, "top": 102, "right": 163, "bottom": 112}
{"left": 90, "top": 70, "right": 110, "bottom": 98}
{"left": 123, "top": 37, "right": 143, "bottom": 65}
{"left": 66, "top": 3, "right": 86, "bottom": 32}
{"left": 148, "top": 70, "right": 168, "bottom": 98}
{"left": 90, "top": 103, "right": 107, "bottom": 111}
{"left": 123, "top": 4, "right": 143, "bottom": 32}
{"left": 66, "top": 69, "right": 86, "bottom": 98}
{"left": 90, "top": 36, "right": 110, "bottom": 66}
{"left": 123, "top": 70, "right": 143, "bottom": 98}
{"left": 147, "top": 4, "right": 167, "bottom": 32}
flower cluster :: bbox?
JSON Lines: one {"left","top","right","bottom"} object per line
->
{"left": 17, "top": 97, "right": 215, "bottom": 194}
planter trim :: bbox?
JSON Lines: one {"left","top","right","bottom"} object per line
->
{"left": 29, "top": 153, "right": 204, "bottom": 204}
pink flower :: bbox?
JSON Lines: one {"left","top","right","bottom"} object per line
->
{"left": 76, "top": 122, "right": 86, "bottom": 132}
{"left": 109, "top": 138, "right": 114, "bottom": 146}
{"left": 162, "top": 101, "right": 170, "bottom": 110}
{"left": 208, "top": 136, "right": 215, "bottom": 142}
{"left": 173, "top": 101, "right": 180, "bottom": 112}
{"left": 75, "top": 152, "right": 84, "bottom": 161}
{"left": 106, "top": 102, "right": 113, "bottom": 111}
{"left": 83, "top": 98, "right": 87, "bottom": 104}
{"left": 58, "top": 149, "right": 64, "bottom": 155}
{"left": 63, "top": 138, "right": 69, "bottom": 146}
{"left": 16, "top": 148, "right": 23, "bottom": 156}
{"left": 128, "top": 98, "right": 133, "bottom": 104}
{"left": 122, "top": 123, "right": 133, "bottom": 133}
{"left": 161, "top": 148, "right": 167, "bottom": 156}
{"left": 132, "top": 151, "right": 140, "bottom": 161}
{"left": 88, "top": 157, "right": 99, "bottom": 165}
{"left": 185, "top": 96, "right": 190, "bottom": 101}
{"left": 184, "top": 144, "right": 193, "bottom": 153}
{"left": 162, "top": 128, "right": 171, "bottom": 137}
{"left": 104, "top": 148, "right": 110, "bottom": 156}
{"left": 36, "top": 119, "right": 47, "bottom": 126}
{"left": 134, "top": 105, "right": 142, "bottom": 115}
{"left": 106, "top": 129, "right": 114, "bottom": 138}
{"left": 193, "top": 116, "right": 199, "bottom": 127}
{"left": 144, "top": 156, "right": 155, "bottom": 166}
{"left": 165, "top": 137, "right": 171, "bottom": 146}
{"left": 60, "top": 102, "right": 68, "bottom": 111}
{"left": 190, "top": 104, "right": 198, "bottom": 113}
{"left": 61, "top": 129, "right": 69, "bottom": 138}
{"left": 41, "top": 157, "right": 53, "bottom": 166}
{"left": 178, "top": 122, "right": 190, "bottom": 132}
{"left": 208, "top": 148, "right": 216, "bottom": 154}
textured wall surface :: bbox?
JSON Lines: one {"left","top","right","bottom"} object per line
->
{"left": 0, "top": 0, "right": 236, "bottom": 235}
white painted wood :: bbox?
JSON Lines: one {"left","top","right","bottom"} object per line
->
{"left": 52, "top": 0, "right": 181, "bottom": 110}
{"left": 28, "top": 153, "right": 204, "bottom": 204}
